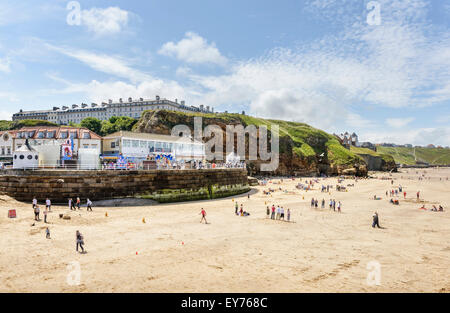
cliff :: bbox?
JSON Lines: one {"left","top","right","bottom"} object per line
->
{"left": 133, "top": 110, "right": 370, "bottom": 176}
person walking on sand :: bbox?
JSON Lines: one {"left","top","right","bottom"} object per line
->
{"left": 43, "top": 206, "right": 48, "bottom": 223}
{"left": 287, "top": 208, "right": 291, "bottom": 222}
{"left": 76, "top": 230, "right": 85, "bottom": 253}
{"left": 87, "top": 198, "right": 93, "bottom": 212}
{"left": 372, "top": 212, "right": 381, "bottom": 228}
{"left": 266, "top": 206, "right": 270, "bottom": 218}
{"left": 276, "top": 206, "right": 281, "bottom": 220}
{"left": 321, "top": 199, "right": 325, "bottom": 209}
{"left": 333, "top": 199, "right": 336, "bottom": 211}
{"left": 45, "top": 227, "right": 50, "bottom": 239}
{"left": 329, "top": 199, "right": 333, "bottom": 210}
{"left": 68, "top": 198, "right": 73, "bottom": 211}
{"left": 271, "top": 205, "right": 275, "bottom": 220}
{"left": 200, "top": 208, "right": 207, "bottom": 224}
{"left": 76, "top": 197, "right": 81, "bottom": 210}
{"left": 45, "top": 198, "right": 51, "bottom": 212}
{"left": 416, "top": 191, "right": 420, "bottom": 200}
{"left": 34, "top": 205, "right": 40, "bottom": 221}
{"left": 337, "top": 201, "right": 341, "bottom": 213}
{"left": 32, "top": 197, "right": 37, "bottom": 209}
{"left": 235, "top": 201, "right": 239, "bottom": 215}
{"left": 280, "top": 207, "right": 285, "bottom": 220}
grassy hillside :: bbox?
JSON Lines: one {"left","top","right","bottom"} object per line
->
{"left": 350, "top": 146, "right": 395, "bottom": 163}
{"left": 377, "top": 146, "right": 450, "bottom": 165}
{"left": 0, "top": 119, "right": 58, "bottom": 130}
{"left": 134, "top": 110, "right": 364, "bottom": 167}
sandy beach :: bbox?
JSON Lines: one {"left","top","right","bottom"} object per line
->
{"left": 0, "top": 168, "right": 449, "bottom": 293}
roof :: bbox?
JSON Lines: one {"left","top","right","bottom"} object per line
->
{"left": 15, "top": 140, "right": 37, "bottom": 153}
{"left": 104, "top": 131, "right": 202, "bottom": 144}
{"left": 0, "top": 127, "right": 102, "bottom": 140}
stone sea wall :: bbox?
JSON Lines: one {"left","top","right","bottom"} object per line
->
{"left": 0, "top": 169, "right": 249, "bottom": 203}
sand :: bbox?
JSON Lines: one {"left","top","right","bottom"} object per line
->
{"left": 0, "top": 168, "right": 449, "bottom": 293}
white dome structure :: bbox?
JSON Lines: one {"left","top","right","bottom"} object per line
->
{"left": 13, "top": 140, "right": 39, "bottom": 169}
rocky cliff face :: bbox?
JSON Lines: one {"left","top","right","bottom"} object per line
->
{"left": 134, "top": 110, "right": 369, "bottom": 176}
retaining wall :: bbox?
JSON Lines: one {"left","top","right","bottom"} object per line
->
{"left": 0, "top": 169, "right": 249, "bottom": 203}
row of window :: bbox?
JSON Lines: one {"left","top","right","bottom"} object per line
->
{"left": 121, "top": 139, "right": 204, "bottom": 154}
{"left": 15, "top": 131, "right": 91, "bottom": 139}
{"left": 1, "top": 147, "right": 11, "bottom": 155}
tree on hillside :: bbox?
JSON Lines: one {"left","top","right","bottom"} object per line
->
{"left": 80, "top": 117, "right": 102, "bottom": 135}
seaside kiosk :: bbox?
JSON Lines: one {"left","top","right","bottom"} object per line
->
{"left": 13, "top": 140, "right": 39, "bottom": 169}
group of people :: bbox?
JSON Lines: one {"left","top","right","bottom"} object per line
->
{"left": 267, "top": 205, "right": 291, "bottom": 222}
{"left": 68, "top": 197, "right": 93, "bottom": 211}
{"left": 32, "top": 196, "right": 52, "bottom": 223}
{"left": 31, "top": 197, "right": 87, "bottom": 253}
{"left": 310, "top": 197, "right": 342, "bottom": 212}
{"left": 234, "top": 202, "right": 250, "bottom": 216}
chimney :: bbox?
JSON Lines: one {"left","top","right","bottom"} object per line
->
{"left": 206, "top": 106, "right": 210, "bottom": 112}
{"left": 200, "top": 105, "right": 204, "bottom": 111}
{"left": 72, "top": 104, "right": 78, "bottom": 109}
{"left": 119, "top": 98, "right": 123, "bottom": 103}
{"left": 91, "top": 103, "right": 98, "bottom": 107}
{"left": 62, "top": 106, "right": 68, "bottom": 110}
{"left": 156, "top": 95, "right": 160, "bottom": 101}
{"left": 180, "top": 100, "right": 185, "bottom": 106}
{"left": 53, "top": 107, "right": 59, "bottom": 111}
{"left": 81, "top": 103, "right": 88, "bottom": 108}
{"left": 212, "top": 107, "right": 214, "bottom": 113}
{"left": 139, "top": 98, "right": 144, "bottom": 101}
{"left": 108, "top": 99, "right": 113, "bottom": 104}
{"left": 128, "top": 97, "right": 132, "bottom": 102}
{"left": 175, "top": 99, "right": 178, "bottom": 103}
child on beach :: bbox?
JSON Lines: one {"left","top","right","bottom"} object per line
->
{"left": 43, "top": 207, "right": 48, "bottom": 223}
{"left": 45, "top": 198, "right": 51, "bottom": 211}
{"left": 266, "top": 206, "right": 270, "bottom": 218}
{"left": 87, "top": 198, "right": 93, "bottom": 211}
{"left": 287, "top": 208, "right": 291, "bottom": 222}
{"left": 32, "top": 197, "right": 37, "bottom": 209}
{"left": 34, "top": 205, "right": 40, "bottom": 221}
{"left": 45, "top": 227, "right": 50, "bottom": 239}
{"left": 200, "top": 208, "right": 207, "bottom": 224}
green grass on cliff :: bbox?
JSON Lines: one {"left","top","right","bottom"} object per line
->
{"left": 350, "top": 146, "right": 395, "bottom": 163}
{"left": 376, "top": 146, "right": 450, "bottom": 165}
{"left": 135, "top": 110, "right": 363, "bottom": 166}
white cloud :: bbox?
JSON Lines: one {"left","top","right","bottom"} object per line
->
{"left": 0, "top": 57, "right": 11, "bottom": 73}
{"left": 159, "top": 32, "right": 227, "bottom": 66}
{"left": 0, "top": 110, "right": 12, "bottom": 120}
{"left": 81, "top": 7, "right": 129, "bottom": 36}
{"left": 46, "top": 44, "right": 151, "bottom": 83}
{"left": 385, "top": 117, "right": 415, "bottom": 128}
{"left": 361, "top": 127, "right": 450, "bottom": 146}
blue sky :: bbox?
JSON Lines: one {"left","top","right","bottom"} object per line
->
{"left": 0, "top": 0, "right": 449, "bottom": 146}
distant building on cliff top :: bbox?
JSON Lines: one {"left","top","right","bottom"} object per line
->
{"left": 12, "top": 96, "right": 214, "bottom": 125}
{"left": 334, "top": 132, "right": 359, "bottom": 149}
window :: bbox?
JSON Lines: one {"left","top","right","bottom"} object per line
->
{"left": 27, "top": 155, "right": 32, "bottom": 160}
{"left": 140, "top": 141, "right": 146, "bottom": 148}
{"left": 123, "top": 139, "right": 131, "bottom": 147}
{"left": 46, "top": 131, "right": 55, "bottom": 139}
{"left": 132, "top": 140, "right": 139, "bottom": 148}
{"left": 70, "top": 132, "right": 77, "bottom": 139}
{"left": 82, "top": 132, "right": 91, "bottom": 139}
{"left": 148, "top": 141, "right": 155, "bottom": 152}
{"left": 7, "top": 147, "right": 11, "bottom": 155}
{"left": 111, "top": 142, "right": 116, "bottom": 148}
{"left": 19, "top": 155, "right": 24, "bottom": 159}
{"left": 1, "top": 147, "right": 4, "bottom": 155}
{"left": 60, "top": 132, "right": 68, "bottom": 139}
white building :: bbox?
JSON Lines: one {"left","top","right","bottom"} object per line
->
{"left": 0, "top": 127, "right": 102, "bottom": 167}
{"left": 13, "top": 141, "right": 39, "bottom": 169}
{"left": 12, "top": 96, "right": 214, "bottom": 125}
{"left": 102, "top": 131, "right": 205, "bottom": 163}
